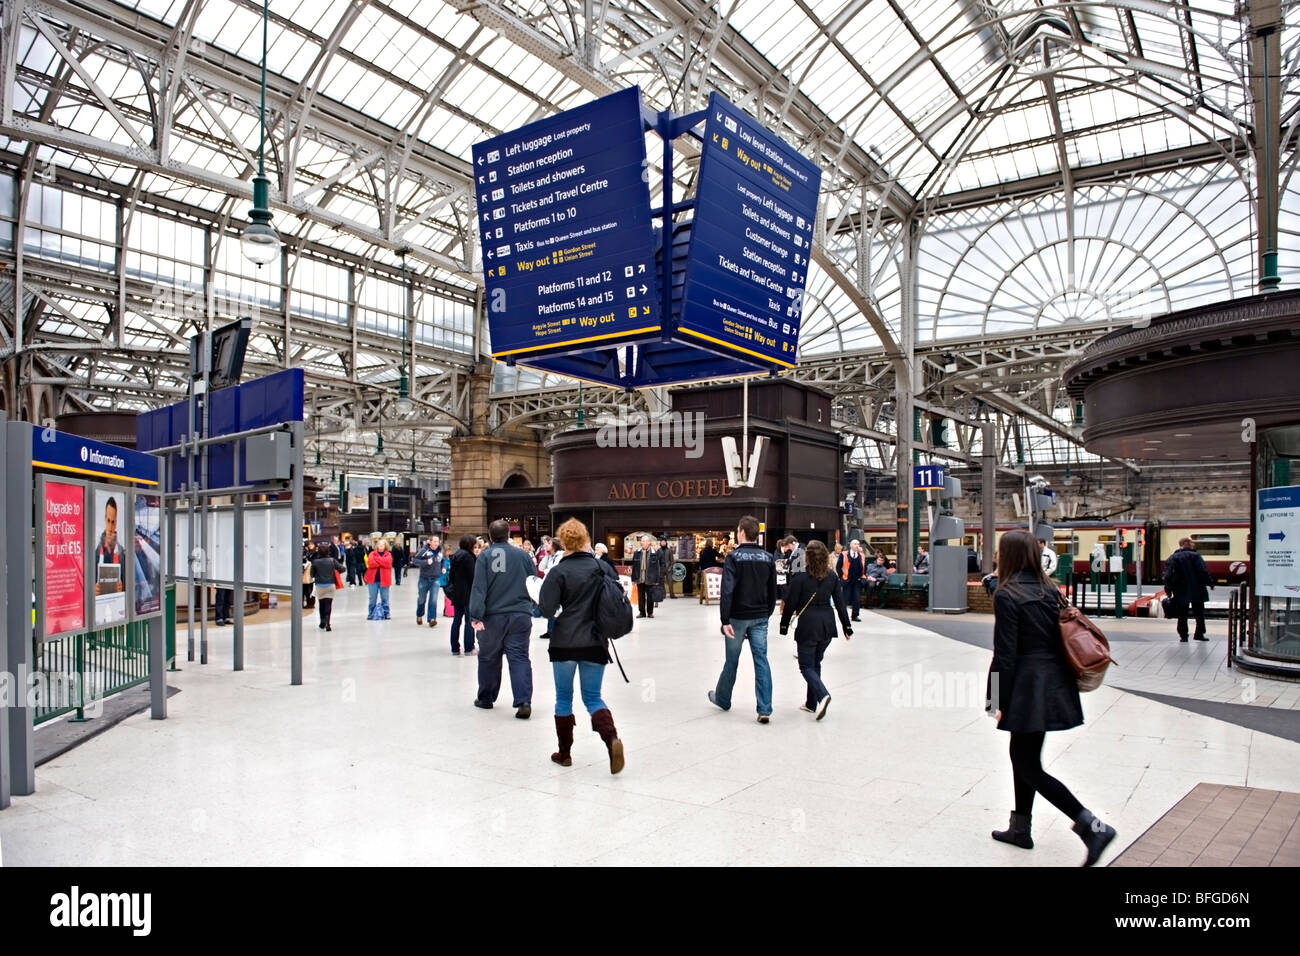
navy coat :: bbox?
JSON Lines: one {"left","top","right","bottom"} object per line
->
{"left": 1163, "top": 547, "right": 1212, "bottom": 604}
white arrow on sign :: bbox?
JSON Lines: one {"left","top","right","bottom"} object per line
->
{"left": 638, "top": 264, "right": 646, "bottom": 274}
{"left": 639, "top": 284, "right": 648, "bottom": 294}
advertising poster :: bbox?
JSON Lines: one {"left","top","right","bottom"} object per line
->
{"left": 132, "top": 492, "right": 162, "bottom": 617}
{"left": 92, "top": 485, "right": 129, "bottom": 628}
{"left": 41, "top": 479, "right": 87, "bottom": 638}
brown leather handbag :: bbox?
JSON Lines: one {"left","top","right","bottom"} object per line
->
{"left": 1058, "top": 594, "right": 1117, "bottom": 692}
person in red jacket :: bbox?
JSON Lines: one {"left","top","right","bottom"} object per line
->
{"left": 365, "top": 539, "right": 393, "bottom": 620}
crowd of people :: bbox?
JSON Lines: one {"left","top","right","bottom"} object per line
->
{"left": 285, "top": 518, "right": 1181, "bottom": 865}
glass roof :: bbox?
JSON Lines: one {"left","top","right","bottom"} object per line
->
{"left": 1, "top": 0, "right": 1296, "bottom": 469}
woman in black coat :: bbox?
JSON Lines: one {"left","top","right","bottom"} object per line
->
{"left": 779, "top": 540, "right": 851, "bottom": 720}
{"left": 446, "top": 533, "right": 478, "bottom": 656}
{"left": 986, "top": 529, "right": 1117, "bottom": 866}
{"left": 538, "top": 518, "right": 624, "bottom": 774}
{"left": 309, "top": 543, "right": 345, "bottom": 631}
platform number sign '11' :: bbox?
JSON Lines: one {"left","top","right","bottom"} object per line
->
{"left": 913, "top": 464, "right": 946, "bottom": 491}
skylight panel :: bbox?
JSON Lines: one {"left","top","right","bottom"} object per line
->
{"left": 265, "top": 33, "right": 320, "bottom": 83}
{"left": 846, "top": 4, "right": 921, "bottom": 81}
{"left": 204, "top": 2, "right": 262, "bottom": 59}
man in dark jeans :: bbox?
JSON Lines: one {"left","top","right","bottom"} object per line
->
{"left": 708, "top": 515, "right": 778, "bottom": 723}
{"left": 1163, "top": 537, "right": 1214, "bottom": 642}
{"left": 391, "top": 540, "right": 407, "bottom": 586}
{"left": 630, "top": 534, "right": 663, "bottom": 619}
{"left": 469, "top": 519, "right": 539, "bottom": 718}
{"left": 214, "top": 588, "right": 233, "bottom": 625}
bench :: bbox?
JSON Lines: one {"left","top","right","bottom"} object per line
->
{"left": 876, "top": 573, "right": 929, "bottom": 608}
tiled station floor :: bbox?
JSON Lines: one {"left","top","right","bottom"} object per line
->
{"left": 4, "top": 586, "right": 1299, "bottom": 866}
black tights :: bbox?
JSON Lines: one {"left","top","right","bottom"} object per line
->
{"left": 1009, "top": 731, "right": 1084, "bottom": 819}
{"left": 318, "top": 598, "right": 333, "bottom": 627}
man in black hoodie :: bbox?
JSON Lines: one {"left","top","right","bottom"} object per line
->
{"left": 708, "top": 515, "right": 778, "bottom": 723}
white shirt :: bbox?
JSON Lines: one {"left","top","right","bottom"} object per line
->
{"left": 1041, "top": 545, "right": 1058, "bottom": 575}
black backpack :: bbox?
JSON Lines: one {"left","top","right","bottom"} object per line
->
{"left": 593, "top": 567, "right": 634, "bottom": 640}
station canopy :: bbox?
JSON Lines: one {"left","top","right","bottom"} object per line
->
{"left": 2, "top": 0, "right": 1297, "bottom": 469}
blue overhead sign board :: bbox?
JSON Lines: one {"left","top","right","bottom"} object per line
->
{"left": 472, "top": 87, "right": 660, "bottom": 360}
{"left": 137, "top": 367, "right": 304, "bottom": 492}
{"left": 678, "top": 92, "right": 821, "bottom": 367}
{"left": 32, "top": 426, "right": 159, "bottom": 486}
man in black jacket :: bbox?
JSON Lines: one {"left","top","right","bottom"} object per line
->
{"left": 1164, "top": 537, "right": 1213, "bottom": 642}
{"left": 630, "top": 534, "right": 663, "bottom": 619}
{"left": 708, "top": 515, "right": 778, "bottom": 723}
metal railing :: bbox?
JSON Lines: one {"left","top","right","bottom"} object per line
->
{"left": 1227, "top": 581, "right": 1251, "bottom": 668}
{"left": 32, "top": 620, "right": 153, "bottom": 725}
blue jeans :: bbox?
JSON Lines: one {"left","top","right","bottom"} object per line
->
{"left": 714, "top": 616, "right": 772, "bottom": 716}
{"left": 367, "top": 582, "right": 390, "bottom": 619}
{"left": 476, "top": 613, "right": 533, "bottom": 706}
{"left": 416, "top": 578, "right": 440, "bottom": 620}
{"left": 449, "top": 604, "right": 472, "bottom": 653}
{"left": 552, "top": 660, "right": 607, "bottom": 717}
{"left": 797, "top": 636, "right": 832, "bottom": 708}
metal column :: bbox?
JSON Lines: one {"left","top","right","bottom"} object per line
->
{"left": 150, "top": 453, "right": 166, "bottom": 720}
{"left": 981, "top": 420, "right": 997, "bottom": 574}
{"left": 5, "top": 420, "right": 34, "bottom": 795}
{"left": 290, "top": 420, "right": 304, "bottom": 685}
{"left": 0, "top": 414, "right": 9, "bottom": 808}
{"left": 233, "top": 491, "right": 244, "bottom": 672}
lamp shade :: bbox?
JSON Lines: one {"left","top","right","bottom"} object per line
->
{"left": 242, "top": 174, "right": 280, "bottom": 266}
{"left": 241, "top": 219, "right": 280, "bottom": 266}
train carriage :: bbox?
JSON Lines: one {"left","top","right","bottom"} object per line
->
{"left": 845, "top": 518, "right": 1249, "bottom": 584}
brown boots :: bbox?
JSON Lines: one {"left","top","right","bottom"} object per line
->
{"left": 590, "top": 708, "right": 624, "bottom": 775}
{"left": 551, "top": 710, "right": 625, "bottom": 774}
{"left": 551, "top": 715, "right": 576, "bottom": 767}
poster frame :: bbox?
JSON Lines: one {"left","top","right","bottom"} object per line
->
{"left": 35, "top": 474, "right": 89, "bottom": 644}
{"left": 88, "top": 481, "right": 132, "bottom": 632}
{"left": 129, "top": 488, "right": 165, "bottom": 622}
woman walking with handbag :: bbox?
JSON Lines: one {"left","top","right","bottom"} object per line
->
{"left": 986, "top": 529, "right": 1117, "bottom": 866}
{"left": 538, "top": 518, "right": 624, "bottom": 774}
{"left": 310, "top": 543, "right": 345, "bottom": 631}
{"left": 779, "top": 541, "right": 851, "bottom": 720}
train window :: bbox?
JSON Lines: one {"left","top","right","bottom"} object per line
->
{"left": 1190, "top": 534, "right": 1231, "bottom": 556}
